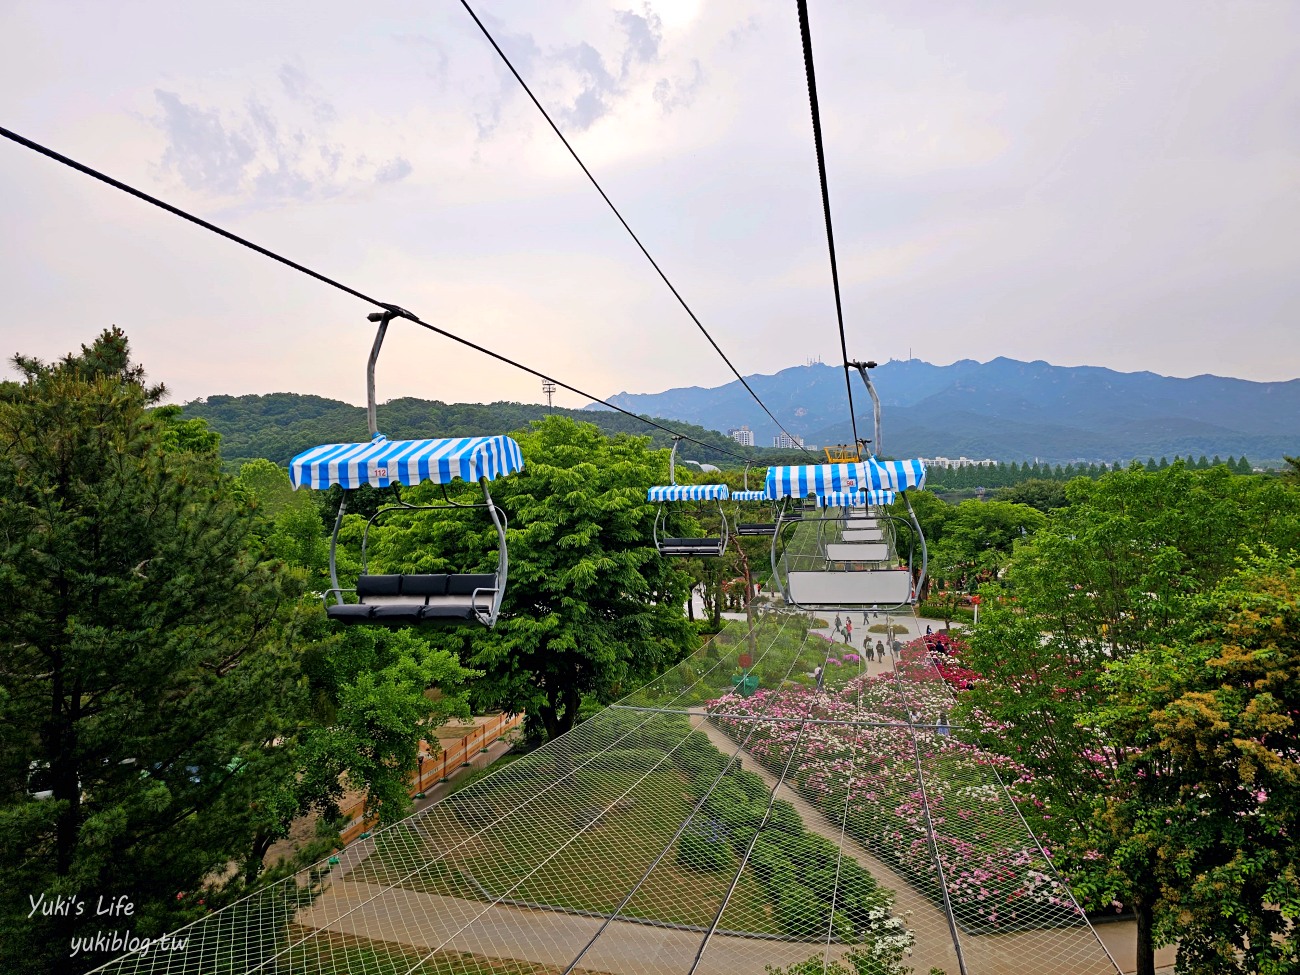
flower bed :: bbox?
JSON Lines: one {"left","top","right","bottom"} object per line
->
{"left": 707, "top": 641, "right": 1084, "bottom": 935}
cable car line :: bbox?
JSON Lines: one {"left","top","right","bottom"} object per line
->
{"left": 795, "top": 0, "right": 861, "bottom": 453}
{"left": 0, "top": 124, "right": 748, "bottom": 463}
{"left": 459, "top": 0, "right": 816, "bottom": 459}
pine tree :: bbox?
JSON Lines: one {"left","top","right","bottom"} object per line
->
{"left": 0, "top": 329, "right": 305, "bottom": 972}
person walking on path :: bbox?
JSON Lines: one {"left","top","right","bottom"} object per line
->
{"left": 844, "top": 619, "right": 853, "bottom": 645}
{"left": 834, "top": 613, "right": 843, "bottom": 637}
{"left": 875, "top": 639, "right": 885, "bottom": 662}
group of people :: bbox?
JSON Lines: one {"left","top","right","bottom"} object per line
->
{"left": 831, "top": 614, "right": 896, "bottom": 663}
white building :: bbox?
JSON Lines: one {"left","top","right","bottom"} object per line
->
{"left": 919, "top": 456, "right": 998, "bottom": 469}
{"left": 773, "top": 433, "right": 805, "bottom": 450}
{"left": 728, "top": 425, "right": 755, "bottom": 447}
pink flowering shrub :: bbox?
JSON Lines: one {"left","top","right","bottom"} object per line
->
{"left": 707, "top": 647, "right": 1085, "bottom": 934}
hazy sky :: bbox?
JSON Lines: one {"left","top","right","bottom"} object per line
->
{"left": 2, "top": 0, "right": 1297, "bottom": 412}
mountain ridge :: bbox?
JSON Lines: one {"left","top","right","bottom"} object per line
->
{"left": 596, "top": 357, "right": 1300, "bottom": 463}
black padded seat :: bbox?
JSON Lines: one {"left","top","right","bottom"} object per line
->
{"left": 326, "top": 603, "right": 376, "bottom": 623}
{"left": 737, "top": 523, "right": 776, "bottom": 536}
{"left": 421, "top": 574, "right": 498, "bottom": 623}
{"left": 659, "top": 537, "right": 725, "bottom": 556}
{"left": 370, "top": 603, "right": 424, "bottom": 624}
{"left": 359, "top": 574, "right": 402, "bottom": 597}
{"left": 327, "top": 572, "right": 498, "bottom": 626}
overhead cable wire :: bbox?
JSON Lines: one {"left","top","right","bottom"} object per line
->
{"left": 459, "top": 0, "right": 817, "bottom": 459}
{"left": 795, "top": 0, "right": 861, "bottom": 452}
{"left": 0, "top": 124, "right": 750, "bottom": 463}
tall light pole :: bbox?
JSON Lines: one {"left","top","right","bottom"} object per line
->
{"left": 542, "top": 381, "right": 556, "bottom": 413}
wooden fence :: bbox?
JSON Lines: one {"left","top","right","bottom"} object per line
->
{"left": 337, "top": 712, "right": 524, "bottom": 846}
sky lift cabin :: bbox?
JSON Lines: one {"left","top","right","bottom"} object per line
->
{"left": 646, "top": 437, "right": 731, "bottom": 556}
{"left": 766, "top": 460, "right": 927, "bottom": 612}
{"left": 287, "top": 307, "right": 524, "bottom": 628}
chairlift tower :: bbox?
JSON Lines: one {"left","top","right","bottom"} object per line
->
{"left": 542, "top": 381, "right": 557, "bottom": 412}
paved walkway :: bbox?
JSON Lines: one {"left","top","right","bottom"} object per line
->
{"left": 300, "top": 880, "right": 859, "bottom": 975}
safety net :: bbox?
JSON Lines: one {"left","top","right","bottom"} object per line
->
{"left": 90, "top": 518, "right": 1120, "bottom": 975}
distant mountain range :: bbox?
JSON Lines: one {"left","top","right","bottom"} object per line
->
{"left": 593, "top": 358, "right": 1300, "bottom": 464}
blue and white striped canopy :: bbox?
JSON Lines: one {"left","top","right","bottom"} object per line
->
{"left": 647, "top": 484, "right": 730, "bottom": 501}
{"left": 289, "top": 433, "right": 524, "bottom": 490}
{"left": 765, "top": 462, "right": 865, "bottom": 499}
{"left": 732, "top": 490, "right": 770, "bottom": 502}
{"left": 866, "top": 458, "right": 927, "bottom": 490}
{"left": 816, "top": 489, "right": 897, "bottom": 508}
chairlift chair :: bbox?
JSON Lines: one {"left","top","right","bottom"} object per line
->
{"left": 765, "top": 460, "right": 928, "bottom": 612}
{"left": 733, "top": 464, "right": 778, "bottom": 536}
{"left": 647, "top": 437, "right": 730, "bottom": 556}
{"left": 288, "top": 308, "right": 524, "bottom": 628}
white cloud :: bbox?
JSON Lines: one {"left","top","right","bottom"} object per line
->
{"left": 151, "top": 75, "right": 412, "bottom": 205}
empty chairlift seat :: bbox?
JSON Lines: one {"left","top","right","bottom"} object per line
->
{"left": 290, "top": 432, "right": 524, "bottom": 629}
{"left": 766, "top": 463, "right": 927, "bottom": 612}
{"left": 787, "top": 568, "right": 914, "bottom": 608}
{"left": 289, "top": 310, "right": 523, "bottom": 629}
{"left": 647, "top": 483, "right": 731, "bottom": 557}
{"left": 327, "top": 573, "right": 500, "bottom": 626}
{"left": 732, "top": 489, "right": 777, "bottom": 536}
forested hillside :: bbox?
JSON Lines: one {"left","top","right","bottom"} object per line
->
{"left": 183, "top": 393, "right": 809, "bottom": 469}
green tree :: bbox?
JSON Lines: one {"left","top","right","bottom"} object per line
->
{"left": 0, "top": 329, "right": 305, "bottom": 973}
{"left": 1093, "top": 549, "right": 1300, "bottom": 974}
{"left": 364, "top": 417, "right": 696, "bottom": 741}
{"left": 993, "top": 478, "right": 1068, "bottom": 512}
{"left": 926, "top": 499, "right": 1045, "bottom": 593}
{"left": 232, "top": 462, "right": 474, "bottom": 844}
{"left": 961, "top": 464, "right": 1300, "bottom": 975}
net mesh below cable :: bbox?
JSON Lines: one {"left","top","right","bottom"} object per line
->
{"left": 90, "top": 520, "right": 1121, "bottom": 975}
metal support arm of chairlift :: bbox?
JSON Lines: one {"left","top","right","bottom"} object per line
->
{"left": 848, "top": 359, "right": 881, "bottom": 457}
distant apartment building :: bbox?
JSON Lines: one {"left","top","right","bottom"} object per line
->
{"left": 773, "top": 433, "right": 805, "bottom": 450}
{"left": 919, "top": 456, "right": 997, "bottom": 469}
{"left": 728, "top": 425, "right": 755, "bottom": 447}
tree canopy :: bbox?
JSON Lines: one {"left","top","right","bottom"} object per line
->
{"left": 0, "top": 330, "right": 305, "bottom": 972}
{"left": 959, "top": 463, "right": 1300, "bottom": 975}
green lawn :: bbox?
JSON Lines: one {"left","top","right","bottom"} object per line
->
{"left": 356, "top": 767, "right": 777, "bottom": 934}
